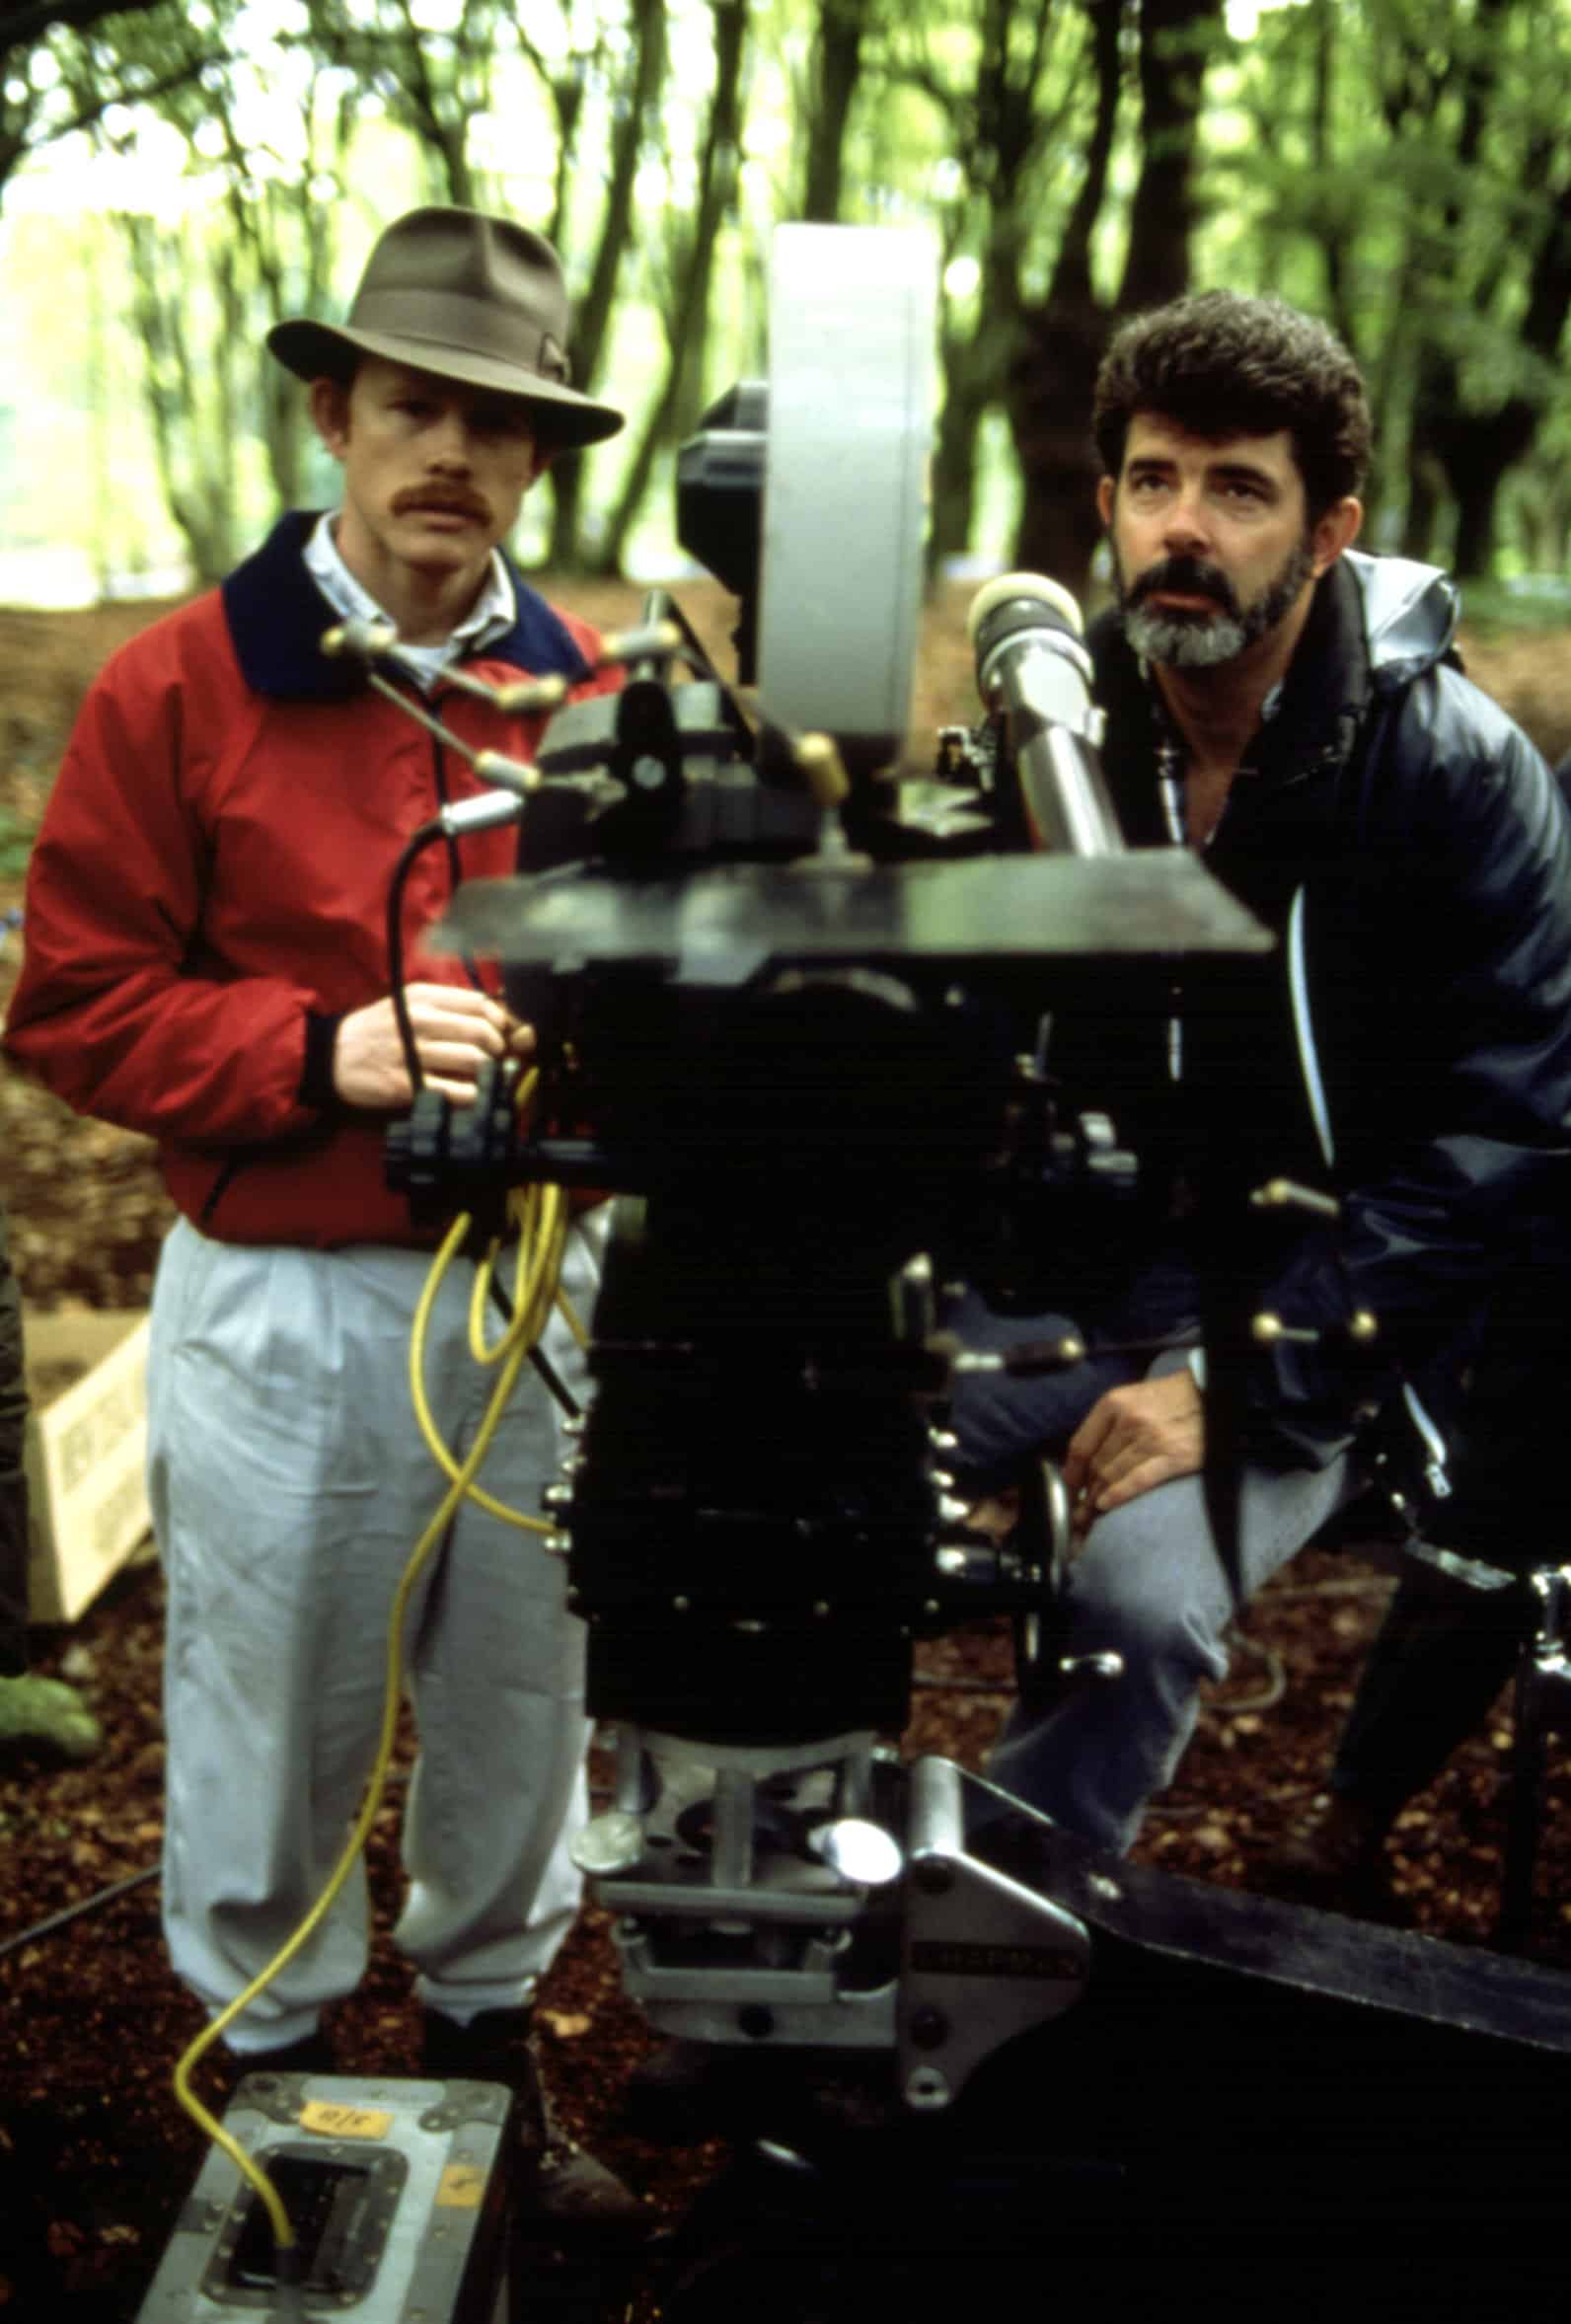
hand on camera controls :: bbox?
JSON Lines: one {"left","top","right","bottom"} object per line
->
{"left": 333, "top": 983, "right": 533, "bottom": 1108}
{"left": 1063, "top": 1369, "right": 1205, "bottom": 1534}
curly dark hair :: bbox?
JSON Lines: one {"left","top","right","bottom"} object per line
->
{"left": 1091, "top": 289, "right": 1372, "bottom": 518}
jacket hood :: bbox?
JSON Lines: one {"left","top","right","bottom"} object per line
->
{"left": 1342, "top": 548, "right": 1459, "bottom": 691}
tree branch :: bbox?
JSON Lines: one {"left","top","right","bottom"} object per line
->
{"left": 0, "top": 0, "right": 169, "bottom": 55}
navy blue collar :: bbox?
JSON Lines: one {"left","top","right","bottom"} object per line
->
{"left": 220, "top": 511, "right": 594, "bottom": 700}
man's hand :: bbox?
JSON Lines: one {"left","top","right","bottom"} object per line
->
{"left": 1063, "top": 1369, "right": 1205, "bottom": 1534}
{"left": 333, "top": 983, "right": 533, "bottom": 1109}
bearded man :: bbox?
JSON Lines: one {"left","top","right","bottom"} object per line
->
{"left": 951, "top": 290, "right": 1571, "bottom": 1854}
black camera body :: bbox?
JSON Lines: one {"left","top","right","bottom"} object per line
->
{"left": 410, "top": 314, "right": 1250, "bottom": 2077}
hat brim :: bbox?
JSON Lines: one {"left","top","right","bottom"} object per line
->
{"left": 266, "top": 318, "right": 625, "bottom": 448}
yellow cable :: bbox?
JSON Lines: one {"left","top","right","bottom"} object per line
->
{"left": 468, "top": 1065, "right": 544, "bottom": 1363}
{"left": 465, "top": 1069, "right": 568, "bottom": 1378}
{"left": 407, "top": 1185, "right": 566, "bottom": 1534}
{"left": 468, "top": 1178, "right": 564, "bottom": 1365}
{"left": 171, "top": 1214, "right": 528, "bottom": 2253}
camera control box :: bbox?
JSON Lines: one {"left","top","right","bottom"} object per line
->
{"left": 134, "top": 2071, "right": 515, "bottom": 2323}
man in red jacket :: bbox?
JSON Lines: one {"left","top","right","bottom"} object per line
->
{"left": 6, "top": 206, "right": 638, "bottom": 2223}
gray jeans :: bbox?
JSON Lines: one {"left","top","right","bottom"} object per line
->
{"left": 987, "top": 1348, "right": 1359, "bottom": 1852}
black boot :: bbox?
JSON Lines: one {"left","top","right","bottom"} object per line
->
{"left": 1254, "top": 1792, "right": 1410, "bottom": 1922}
{"left": 421, "top": 2007, "right": 649, "bottom": 2238}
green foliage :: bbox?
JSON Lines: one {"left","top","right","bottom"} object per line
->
{"left": 1446, "top": 578, "right": 1571, "bottom": 636}
{"left": 5, "top": 0, "right": 1571, "bottom": 588}
{"left": 1208, "top": 0, "right": 1571, "bottom": 573}
{"left": 0, "top": 809, "right": 35, "bottom": 882}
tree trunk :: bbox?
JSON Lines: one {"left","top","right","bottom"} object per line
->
{"left": 594, "top": 0, "right": 746, "bottom": 574}
{"left": 1452, "top": 473, "right": 1501, "bottom": 583}
{"left": 801, "top": 0, "right": 867, "bottom": 223}
{"left": 547, "top": 0, "right": 667, "bottom": 569}
{"left": 1007, "top": 0, "right": 1222, "bottom": 601}
{"left": 926, "top": 336, "right": 991, "bottom": 583}
{"left": 1441, "top": 404, "right": 1539, "bottom": 579}
{"left": 1006, "top": 292, "right": 1113, "bottom": 599}
{"left": 1400, "top": 454, "right": 1446, "bottom": 566}
{"left": 120, "top": 212, "right": 236, "bottom": 585}
{"left": 1003, "top": 0, "right": 1121, "bottom": 601}
{"left": 1116, "top": 0, "right": 1222, "bottom": 317}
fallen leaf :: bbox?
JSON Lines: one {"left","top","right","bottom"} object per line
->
{"left": 537, "top": 2009, "right": 592, "bottom": 2040}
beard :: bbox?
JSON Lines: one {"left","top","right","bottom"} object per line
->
{"left": 1114, "top": 537, "right": 1316, "bottom": 668}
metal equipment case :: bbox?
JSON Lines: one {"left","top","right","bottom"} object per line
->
{"left": 135, "top": 2072, "right": 514, "bottom": 2323}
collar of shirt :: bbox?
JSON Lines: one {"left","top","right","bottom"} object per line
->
{"left": 303, "top": 511, "right": 518, "bottom": 696}
{"left": 1144, "top": 661, "right": 1288, "bottom": 850}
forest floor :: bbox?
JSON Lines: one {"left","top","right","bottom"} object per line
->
{"left": 4, "top": 578, "right": 1571, "bottom": 2318}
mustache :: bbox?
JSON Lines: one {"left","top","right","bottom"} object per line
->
{"left": 392, "top": 486, "right": 489, "bottom": 519}
{"left": 1127, "top": 555, "right": 1241, "bottom": 619}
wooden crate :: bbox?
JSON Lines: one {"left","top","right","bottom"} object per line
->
{"left": 23, "top": 1308, "right": 152, "bottom": 1622}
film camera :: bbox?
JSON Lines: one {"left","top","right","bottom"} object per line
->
{"left": 396, "top": 229, "right": 1571, "bottom": 2314}
{"left": 406, "top": 221, "right": 1252, "bottom": 2053}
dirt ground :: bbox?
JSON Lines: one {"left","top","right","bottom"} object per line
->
{"left": 4, "top": 581, "right": 1571, "bottom": 2317}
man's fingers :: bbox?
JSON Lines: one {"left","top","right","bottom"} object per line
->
{"left": 403, "top": 983, "right": 528, "bottom": 1048}
{"left": 1066, "top": 1373, "right": 1207, "bottom": 1532}
{"left": 1089, "top": 1454, "right": 1186, "bottom": 1517}
{"left": 412, "top": 1033, "right": 500, "bottom": 1079}
{"left": 1063, "top": 1402, "right": 1114, "bottom": 1493}
{"left": 404, "top": 980, "right": 506, "bottom": 1015}
{"left": 406, "top": 1004, "right": 507, "bottom": 1054}
{"left": 334, "top": 988, "right": 536, "bottom": 1110}
{"left": 1095, "top": 1430, "right": 1173, "bottom": 1491}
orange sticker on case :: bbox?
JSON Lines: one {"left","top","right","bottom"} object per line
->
{"left": 437, "top": 2163, "right": 486, "bottom": 2209}
{"left": 297, "top": 2100, "right": 394, "bottom": 2140}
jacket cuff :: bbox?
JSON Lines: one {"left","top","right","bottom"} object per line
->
{"left": 299, "top": 1012, "right": 345, "bottom": 1112}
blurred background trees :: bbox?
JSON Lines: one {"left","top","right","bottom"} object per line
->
{"left": 3, "top": 0, "right": 1571, "bottom": 601}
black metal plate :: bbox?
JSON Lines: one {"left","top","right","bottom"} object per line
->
{"left": 436, "top": 852, "right": 1271, "bottom": 987}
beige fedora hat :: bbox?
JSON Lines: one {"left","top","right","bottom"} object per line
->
{"left": 266, "top": 206, "right": 624, "bottom": 449}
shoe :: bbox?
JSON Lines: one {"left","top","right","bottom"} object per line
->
{"left": 624, "top": 2038, "right": 899, "bottom": 2146}
{"left": 1254, "top": 1793, "right": 1410, "bottom": 1922}
{"left": 621, "top": 2038, "right": 750, "bottom": 2142}
{"left": 421, "top": 2008, "right": 649, "bottom": 2239}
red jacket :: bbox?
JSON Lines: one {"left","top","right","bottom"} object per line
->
{"left": 5, "top": 514, "right": 620, "bottom": 1247}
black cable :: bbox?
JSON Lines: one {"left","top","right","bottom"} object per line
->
{"left": 528, "top": 1338, "right": 581, "bottom": 1419}
{"left": 384, "top": 818, "right": 447, "bottom": 1094}
{"left": 0, "top": 1861, "right": 159, "bottom": 1961}
{"left": 485, "top": 1263, "right": 582, "bottom": 1419}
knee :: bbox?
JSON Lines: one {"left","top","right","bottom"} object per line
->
{"left": 1064, "top": 1529, "right": 1229, "bottom": 1686}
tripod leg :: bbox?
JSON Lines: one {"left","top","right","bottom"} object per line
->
{"left": 1497, "top": 1574, "right": 1563, "bottom": 1950}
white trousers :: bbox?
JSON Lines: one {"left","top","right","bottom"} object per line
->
{"left": 148, "top": 1214, "right": 600, "bottom": 2053}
